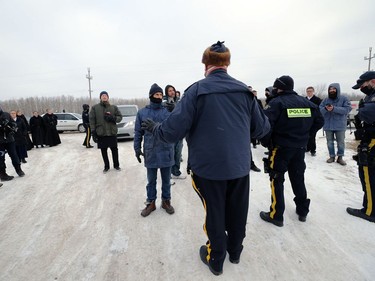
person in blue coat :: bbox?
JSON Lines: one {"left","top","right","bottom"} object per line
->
{"left": 319, "top": 83, "right": 351, "bottom": 165}
{"left": 141, "top": 41, "right": 270, "bottom": 276}
{"left": 134, "top": 83, "right": 175, "bottom": 217}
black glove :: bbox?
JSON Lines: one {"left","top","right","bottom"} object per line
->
{"left": 165, "top": 102, "right": 175, "bottom": 112}
{"left": 104, "top": 112, "right": 116, "bottom": 123}
{"left": 359, "top": 99, "right": 365, "bottom": 108}
{"left": 141, "top": 118, "right": 157, "bottom": 133}
{"left": 135, "top": 150, "right": 144, "bottom": 163}
{"left": 92, "top": 131, "right": 98, "bottom": 143}
{"left": 186, "top": 163, "right": 191, "bottom": 175}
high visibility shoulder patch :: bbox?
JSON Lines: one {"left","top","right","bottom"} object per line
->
{"left": 287, "top": 108, "right": 311, "bottom": 118}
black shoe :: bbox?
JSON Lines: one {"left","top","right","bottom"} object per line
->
{"left": 228, "top": 245, "right": 243, "bottom": 264}
{"left": 259, "top": 211, "right": 283, "bottom": 227}
{"left": 0, "top": 173, "right": 14, "bottom": 181}
{"left": 16, "top": 169, "right": 25, "bottom": 177}
{"left": 347, "top": 207, "right": 375, "bottom": 223}
{"left": 310, "top": 152, "right": 316, "bottom": 156}
{"left": 86, "top": 145, "right": 94, "bottom": 148}
{"left": 199, "top": 245, "right": 223, "bottom": 276}
{"left": 114, "top": 167, "right": 121, "bottom": 171}
{"left": 251, "top": 164, "right": 261, "bottom": 172}
{"left": 298, "top": 215, "right": 307, "bottom": 222}
{"left": 103, "top": 168, "right": 109, "bottom": 173}
{"left": 21, "top": 159, "right": 27, "bottom": 163}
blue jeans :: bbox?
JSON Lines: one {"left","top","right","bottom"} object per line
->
{"left": 146, "top": 167, "right": 172, "bottom": 201}
{"left": 171, "top": 140, "right": 183, "bottom": 176}
{"left": 325, "top": 130, "right": 346, "bottom": 157}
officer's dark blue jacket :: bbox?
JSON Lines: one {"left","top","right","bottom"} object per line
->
{"left": 152, "top": 69, "right": 270, "bottom": 180}
{"left": 264, "top": 90, "right": 324, "bottom": 148}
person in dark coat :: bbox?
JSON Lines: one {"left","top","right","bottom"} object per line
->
{"left": 305, "top": 86, "right": 322, "bottom": 156}
{"left": 134, "top": 83, "right": 175, "bottom": 217}
{"left": 0, "top": 106, "right": 25, "bottom": 180}
{"left": 141, "top": 41, "right": 270, "bottom": 276}
{"left": 10, "top": 110, "right": 28, "bottom": 163}
{"left": 260, "top": 76, "right": 324, "bottom": 227}
{"left": 82, "top": 104, "right": 93, "bottom": 148}
{"left": 43, "top": 109, "right": 61, "bottom": 147}
{"left": 89, "top": 91, "right": 122, "bottom": 173}
{"left": 347, "top": 71, "right": 375, "bottom": 223}
{"left": 29, "top": 111, "right": 45, "bottom": 148}
{"left": 16, "top": 110, "right": 33, "bottom": 150}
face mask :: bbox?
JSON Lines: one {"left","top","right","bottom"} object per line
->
{"left": 150, "top": 96, "right": 162, "bottom": 104}
{"left": 271, "top": 88, "right": 278, "bottom": 96}
{"left": 328, "top": 92, "right": 337, "bottom": 99}
{"left": 360, "top": 85, "right": 374, "bottom": 95}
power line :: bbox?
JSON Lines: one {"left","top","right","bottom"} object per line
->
{"left": 86, "top": 68, "right": 93, "bottom": 106}
{"left": 364, "top": 47, "right": 374, "bottom": 71}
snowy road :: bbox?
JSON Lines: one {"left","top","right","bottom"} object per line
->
{"left": 0, "top": 131, "right": 374, "bottom": 281}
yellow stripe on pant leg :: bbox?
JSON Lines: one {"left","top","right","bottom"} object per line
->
{"left": 191, "top": 174, "right": 211, "bottom": 262}
{"left": 363, "top": 166, "right": 373, "bottom": 216}
{"left": 269, "top": 148, "right": 278, "bottom": 219}
{"left": 364, "top": 139, "right": 375, "bottom": 216}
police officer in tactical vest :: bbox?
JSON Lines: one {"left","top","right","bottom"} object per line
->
{"left": 348, "top": 71, "right": 375, "bottom": 223}
{"left": 260, "top": 75, "right": 324, "bottom": 227}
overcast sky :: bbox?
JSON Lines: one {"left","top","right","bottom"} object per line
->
{"left": 1, "top": 0, "right": 374, "bottom": 101}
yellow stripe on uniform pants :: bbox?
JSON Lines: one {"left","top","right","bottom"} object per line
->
{"left": 363, "top": 139, "right": 375, "bottom": 216}
{"left": 191, "top": 174, "right": 212, "bottom": 262}
{"left": 269, "top": 147, "right": 278, "bottom": 219}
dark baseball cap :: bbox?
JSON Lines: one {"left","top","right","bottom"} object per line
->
{"left": 352, "top": 71, "right": 375, "bottom": 89}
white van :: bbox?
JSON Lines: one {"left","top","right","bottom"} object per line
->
{"left": 116, "top": 105, "right": 138, "bottom": 139}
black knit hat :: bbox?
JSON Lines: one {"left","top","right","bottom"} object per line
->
{"left": 99, "top": 91, "right": 109, "bottom": 98}
{"left": 273, "top": 75, "right": 294, "bottom": 91}
{"left": 149, "top": 83, "right": 163, "bottom": 97}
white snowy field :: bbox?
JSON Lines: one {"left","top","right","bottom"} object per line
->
{"left": 0, "top": 129, "right": 374, "bottom": 281}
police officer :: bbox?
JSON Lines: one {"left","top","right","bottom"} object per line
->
{"left": 141, "top": 41, "right": 270, "bottom": 275}
{"left": 347, "top": 71, "right": 375, "bottom": 223}
{"left": 82, "top": 104, "right": 93, "bottom": 148}
{"left": 260, "top": 75, "right": 324, "bottom": 227}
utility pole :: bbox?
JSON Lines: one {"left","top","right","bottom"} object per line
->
{"left": 364, "top": 47, "right": 374, "bottom": 71}
{"left": 86, "top": 68, "right": 93, "bottom": 106}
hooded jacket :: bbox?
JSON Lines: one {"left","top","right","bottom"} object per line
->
{"left": 134, "top": 102, "right": 174, "bottom": 169}
{"left": 319, "top": 83, "right": 351, "bottom": 131}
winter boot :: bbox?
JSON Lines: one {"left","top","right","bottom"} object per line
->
{"left": 0, "top": 171, "right": 14, "bottom": 181}
{"left": 161, "top": 199, "right": 175, "bottom": 214}
{"left": 326, "top": 157, "right": 335, "bottom": 163}
{"left": 15, "top": 165, "right": 25, "bottom": 177}
{"left": 250, "top": 162, "right": 261, "bottom": 172}
{"left": 336, "top": 156, "right": 347, "bottom": 166}
{"left": 141, "top": 200, "right": 156, "bottom": 217}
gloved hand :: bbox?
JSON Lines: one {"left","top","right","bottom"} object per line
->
{"left": 359, "top": 99, "right": 365, "bottom": 108}
{"left": 92, "top": 131, "right": 98, "bottom": 143}
{"left": 165, "top": 102, "right": 175, "bottom": 112}
{"left": 141, "top": 118, "right": 157, "bottom": 133}
{"left": 104, "top": 112, "right": 116, "bottom": 123}
{"left": 186, "top": 163, "right": 191, "bottom": 175}
{"left": 135, "top": 150, "right": 144, "bottom": 163}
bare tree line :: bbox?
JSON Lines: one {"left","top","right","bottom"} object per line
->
{"left": 0, "top": 84, "right": 365, "bottom": 117}
{"left": 0, "top": 96, "right": 149, "bottom": 117}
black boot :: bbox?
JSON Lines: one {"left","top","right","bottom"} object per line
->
{"left": 0, "top": 171, "right": 14, "bottom": 181}
{"left": 15, "top": 165, "right": 25, "bottom": 177}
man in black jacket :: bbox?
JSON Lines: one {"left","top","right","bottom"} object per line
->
{"left": 260, "top": 76, "right": 324, "bottom": 227}
{"left": 305, "top": 86, "right": 322, "bottom": 156}
{"left": 0, "top": 107, "right": 25, "bottom": 181}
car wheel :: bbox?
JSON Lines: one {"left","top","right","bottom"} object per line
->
{"left": 78, "top": 124, "right": 86, "bottom": 133}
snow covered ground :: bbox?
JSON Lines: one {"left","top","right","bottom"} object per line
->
{"left": 0, "top": 129, "right": 374, "bottom": 281}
